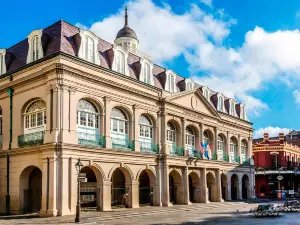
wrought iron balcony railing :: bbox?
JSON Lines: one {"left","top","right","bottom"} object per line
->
{"left": 18, "top": 131, "right": 45, "bottom": 148}
{"left": 212, "top": 151, "right": 217, "bottom": 160}
{"left": 193, "top": 149, "right": 203, "bottom": 159}
{"left": 112, "top": 138, "right": 135, "bottom": 151}
{"left": 140, "top": 142, "right": 159, "bottom": 154}
{"left": 223, "top": 152, "right": 229, "bottom": 162}
{"left": 234, "top": 156, "right": 241, "bottom": 164}
{"left": 169, "top": 145, "right": 184, "bottom": 156}
{"left": 78, "top": 133, "right": 106, "bottom": 148}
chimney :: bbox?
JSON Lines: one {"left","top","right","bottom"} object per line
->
{"left": 263, "top": 133, "right": 269, "bottom": 141}
{"left": 279, "top": 133, "right": 284, "bottom": 141}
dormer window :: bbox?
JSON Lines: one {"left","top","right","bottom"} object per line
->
{"left": 230, "top": 100, "right": 235, "bottom": 116}
{"left": 78, "top": 29, "right": 100, "bottom": 65}
{"left": 166, "top": 71, "right": 176, "bottom": 93}
{"left": 112, "top": 46, "right": 129, "bottom": 76}
{"left": 27, "top": 30, "right": 43, "bottom": 63}
{"left": 0, "top": 49, "right": 6, "bottom": 75}
{"left": 217, "top": 95, "right": 223, "bottom": 112}
{"left": 116, "top": 50, "right": 125, "bottom": 74}
{"left": 140, "top": 59, "right": 154, "bottom": 85}
{"left": 202, "top": 87, "right": 210, "bottom": 100}
{"left": 185, "top": 79, "right": 194, "bottom": 91}
{"left": 240, "top": 105, "right": 246, "bottom": 120}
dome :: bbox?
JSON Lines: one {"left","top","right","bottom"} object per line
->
{"left": 115, "top": 7, "right": 138, "bottom": 42}
{"left": 116, "top": 25, "right": 138, "bottom": 40}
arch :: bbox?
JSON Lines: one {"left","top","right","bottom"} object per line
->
{"left": 108, "top": 164, "right": 134, "bottom": 182}
{"left": 166, "top": 118, "right": 181, "bottom": 132}
{"left": 111, "top": 105, "right": 133, "bottom": 121}
{"left": 185, "top": 124, "right": 200, "bottom": 136}
{"left": 75, "top": 95, "right": 104, "bottom": 115}
{"left": 136, "top": 166, "right": 156, "bottom": 182}
{"left": 206, "top": 172, "right": 217, "bottom": 202}
{"left": 231, "top": 174, "right": 239, "bottom": 200}
{"left": 189, "top": 171, "right": 201, "bottom": 203}
{"left": 91, "top": 163, "right": 107, "bottom": 180}
{"left": 19, "top": 166, "right": 42, "bottom": 213}
{"left": 221, "top": 173, "right": 228, "bottom": 200}
{"left": 242, "top": 174, "right": 250, "bottom": 199}
{"left": 169, "top": 168, "right": 183, "bottom": 204}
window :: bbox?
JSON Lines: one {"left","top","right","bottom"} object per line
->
{"left": 84, "top": 36, "right": 95, "bottom": 63}
{"left": 166, "top": 122, "right": 176, "bottom": 143}
{"left": 77, "top": 99, "right": 99, "bottom": 129}
{"left": 110, "top": 108, "right": 128, "bottom": 134}
{"left": 0, "top": 51, "right": 5, "bottom": 75}
{"left": 143, "top": 63, "right": 151, "bottom": 84}
{"left": 230, "top": 138, "right": 237, "bottom": 162}
{"left": 203, "top": 88, "right": 209, "bottom": 100}
{"left": 166, "top": 73, "right": 175, "bottom": 93}
{"left": 116, "top": 50, "right": 125, "bottom": 74}
{"left": 203, "top": 131, "right": 210, "bottom": 144}
{"left": 241, "top": 140, "right": 247, "bottom": 162}
{"left": 218, "top": 96, "right": 223, "bottom": 112}
{"left": 230, "top": 100, "right": 235, "bottom": 116}
{"left": 186, "top": 82, "right": 193, "bottom": 91}
{"left": 32, "top": 36, "right": 39, "bottom": 61}
{"left": 139, "top": 115, "right": 153, "bottom": 139}
{"left": 27, "top": 30, "right": 43, "bottom": 63}
{"left": 217, "top": 135, "right": 225, "bottom": 152}
{"left": 240, "top": 106, "right": 245, "bottom": 120}
{"left": 24, "top": 100, "right": 46, "bottom": 134}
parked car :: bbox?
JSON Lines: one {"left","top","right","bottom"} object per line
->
{"left": 250, "top": 204, "right": 280, "bottom": 217}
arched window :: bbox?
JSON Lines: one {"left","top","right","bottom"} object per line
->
{"left": 143, "top": 63, "right": 151, "bottom": 84}
{"left": 203, "top": 88, "right": 209, "bottom": 100}
{"left": 218, "top": 96, "right": 223, "bottom": 112}
{"left": 139, "top": 115, "right": 155, "bottom": 153}
{"left": 166, "top": 122, "right": 176, "bottom": 143}
{"left": 139, "top": 115, "right": 153, "bottom": 140}
{"left": 32, "top": 36, "right": 39, "bottom": 61}
{"left": 217, "top": 135, "right": 225, "bottom": 160}
{"left": 230, "top": 138, "right": 237, "bottom": 162}
{"left": 77, "top": 99, "right": 99, "bottom": 129}
{"left": 203, "top": 131, "right": 210, "bottom": 144}
{"left": 166, "top": 73, "right": 175, "bottom": 93}
{"left": 186, "top": 82, "right": 193, "bottom": 91}
{"left": 241, "top": 140, "right": 247, "bottom": 163}
{"left": 85, "top": 36, "right": 95, "bottom": 63}
{"left": 110, "top": 108, "right": 129, "bottom": 149}
{"left": 116, "top": 50, "right": 125, "bottom": 74}
{"left": 185, "top": 127, "right": 195, "bottom": 156}
{"left": 24, "top": 100, "right": 46, "bottom": 134}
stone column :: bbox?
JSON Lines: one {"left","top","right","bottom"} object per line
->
{"left": 183, "top": 167, "right": 191, "bottom": 205}
{"left": 227, "top": 132, "right": 231, "bottom": 163}
{"left": 227, "top": 180, "right": 232, "bottom": 201}
{"left": 101, "top": 181, "right": 112, "bottom": 211}
{"left": 155, "top": 161, "right": 162, "bottom": 206}
{"left": 40, "top": 158, "right": 48, "bottom": 216}
{"left": 133, "top": 105, "right": 140, "bottom": 152}
{"left": 47, "top": 156, "right": 58, "bottom": 216}
{"left": 248, "top": 137, "right": 253, "bottom": 159}
{"left": 214, "top": 128, "right": 218, "bottom": 160}
{"left": 201, "top": 168, "right": 207, "bottom": 203}
{"left": 238, "top": 181, "right": 243, "bottom": 200}
{"left": 161, "top": 110, "right": 168, "bottom": 155}
{"left": 162, "top": 161, "right": 171, "bottom": 206}
{"left": 216, "top": 169, "right": 222, "bottom": 202}
{"left": 59, "top": 157, "right": 71, "bottom": 215}
{"left": 237, "top": 135, "right": 241, "bottom": 164}
{"left": 181, "top": 118, "right": 187, "bottom": 156}
{"left": 156, "top": 111, "right": 161, "bottom": 153}
{"left": 128, "top": 180, "right": 139, "bottom": 208}
{"left": 104, "top": 97, "right": 112, "bottom": 148}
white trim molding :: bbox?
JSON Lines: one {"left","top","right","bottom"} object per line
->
{"left": 202, "top": 86, "right": 210, "bottom": 100}
{"left": 165, "top": 69, "right": 177, "bottom": 93}
{"left": 26, "top": 29, "right": 43, "bottom": 64}
{"left": 185, "top": 78, "right": 194, "bottom": 91}
{"left": 240, "top": 103, "right": 248, "bottom": 121}
{"left": 78, "top": 29, "right": 100, "bottom": 65}
{"left": 229, "top": 98, "right": 237, "bottom": 117}
{"left": 0, "top": 49, "right": 6, "bottom": 75}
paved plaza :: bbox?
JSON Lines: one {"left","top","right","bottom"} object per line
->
{"left": 1, "top": 200, "right": 300, "bottom": 225}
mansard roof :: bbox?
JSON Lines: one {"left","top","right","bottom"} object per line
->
{"left": 0, "top": 20, "right": 248, "bottom": 122}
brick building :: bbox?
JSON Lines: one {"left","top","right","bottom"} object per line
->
{"left": 253, "top": 132, "right": 300, "bottom": 198}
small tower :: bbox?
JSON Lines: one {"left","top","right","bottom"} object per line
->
{"left": 115, "top": 6, "right": 139, "bottom": 50}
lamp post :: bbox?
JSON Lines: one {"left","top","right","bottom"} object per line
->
{"left": 75, "top": 158, "right": 83, "bottom": 223}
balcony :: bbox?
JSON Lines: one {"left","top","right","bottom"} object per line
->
{"left": 192, "top": 149, "right": 203, "bottom": 159}
{"left": 18, "top": 131, "right": 45, "bottom": 148}
{"left": 212, "top": 152, "right": 217, "bottom": 160}
{"left": 139, "top": 142, "right": 159, "bottom": 154}
{"left": 234, "top": 156, "right": 241, "bottom": 164}
{"left": 169, "top": 145, "right": 184, "bottom": 156}
{"left": 78, "top": 132, "right": 106, "bottom": 148}
{"left": 112, "top": 138, "right": 135, "bottom": 151}
{"left": 223, "top": 152, "right": 229, "bottom": 162}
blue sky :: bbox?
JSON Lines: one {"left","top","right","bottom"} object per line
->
{"left": 1, "top": 0, "right": 300, "bottom": 137}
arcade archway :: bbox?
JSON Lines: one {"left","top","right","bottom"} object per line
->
{"left": 169, "top": 169, "right": 183, "bottom": 204}
{"left": 221, "top": 174, "right": 227, "bottom": 200}
{"left": 189, "top": 172, "right": 201, "bottom": 203}
{"left": 242, "top": 174, "right": 250, "bottom": 199}
{"left": 231, "top": 174, "right": 239, "bottom": 200}
{"left": 206, "top": 172, "right": 217, "bottom": 202}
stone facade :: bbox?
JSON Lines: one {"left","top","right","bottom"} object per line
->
{"left": 0, "top": 20, "right": 255, "bottom": 217}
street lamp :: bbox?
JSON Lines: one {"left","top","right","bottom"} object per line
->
{"left": 75, "top": 158, "right": 83, "bottom": 223}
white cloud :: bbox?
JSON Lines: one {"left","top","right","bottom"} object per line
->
{"left": 254, "top": 127, "right": 291, "bottom": 139}
{"left": 200, "top": 0, "right": 212, "bottom": 8}
{"left": 77, "top": 0, "right": 300, "bottom": 118}
{"left": 293, "top": 89, "right": 300, "bottom": 104}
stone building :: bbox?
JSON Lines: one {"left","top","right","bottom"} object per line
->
{"left": 0, "top": 8, "right": 255, "bottom": 216}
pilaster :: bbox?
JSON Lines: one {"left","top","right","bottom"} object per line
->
{"left": 183, "top": 167, "right": 191, "bottom": 205}
{"left": 133, "top": 105, "right": 140, "bottom": 152}
{"left": 104, "top": 97, "right": 112, "bottom": 148}
{"left": 127, "top": 180, "right": 139, "bottom": 208}
{"left": 216, "top": 169, "right": 222, "bottom": 202}
{"left": 101, "top": 181, "right": 112, "bottom": 211}
{"left": 201, "top": 168, "right": 207, "bottom": 203}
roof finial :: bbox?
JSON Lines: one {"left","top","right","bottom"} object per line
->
{"left": 125, "top": 5, "right": 128, "bottom": 26}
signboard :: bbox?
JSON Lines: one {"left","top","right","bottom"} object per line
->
{"left": 268, "top": 182, "right": 274, "bottom": 185}
{"left": 81, "top": 195, "right": 95, "bottom": 202}
{"left": 277, "top": 175, "right": 283, "bottom": 181}
{"left": 78, "top": 173, "right": 86, "bottom": 178}
{"left": 288, "top": 190, "right": 294, "bottom": 195}
{"left": 78, "top": 177, "right": 87, "bottom": 182}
